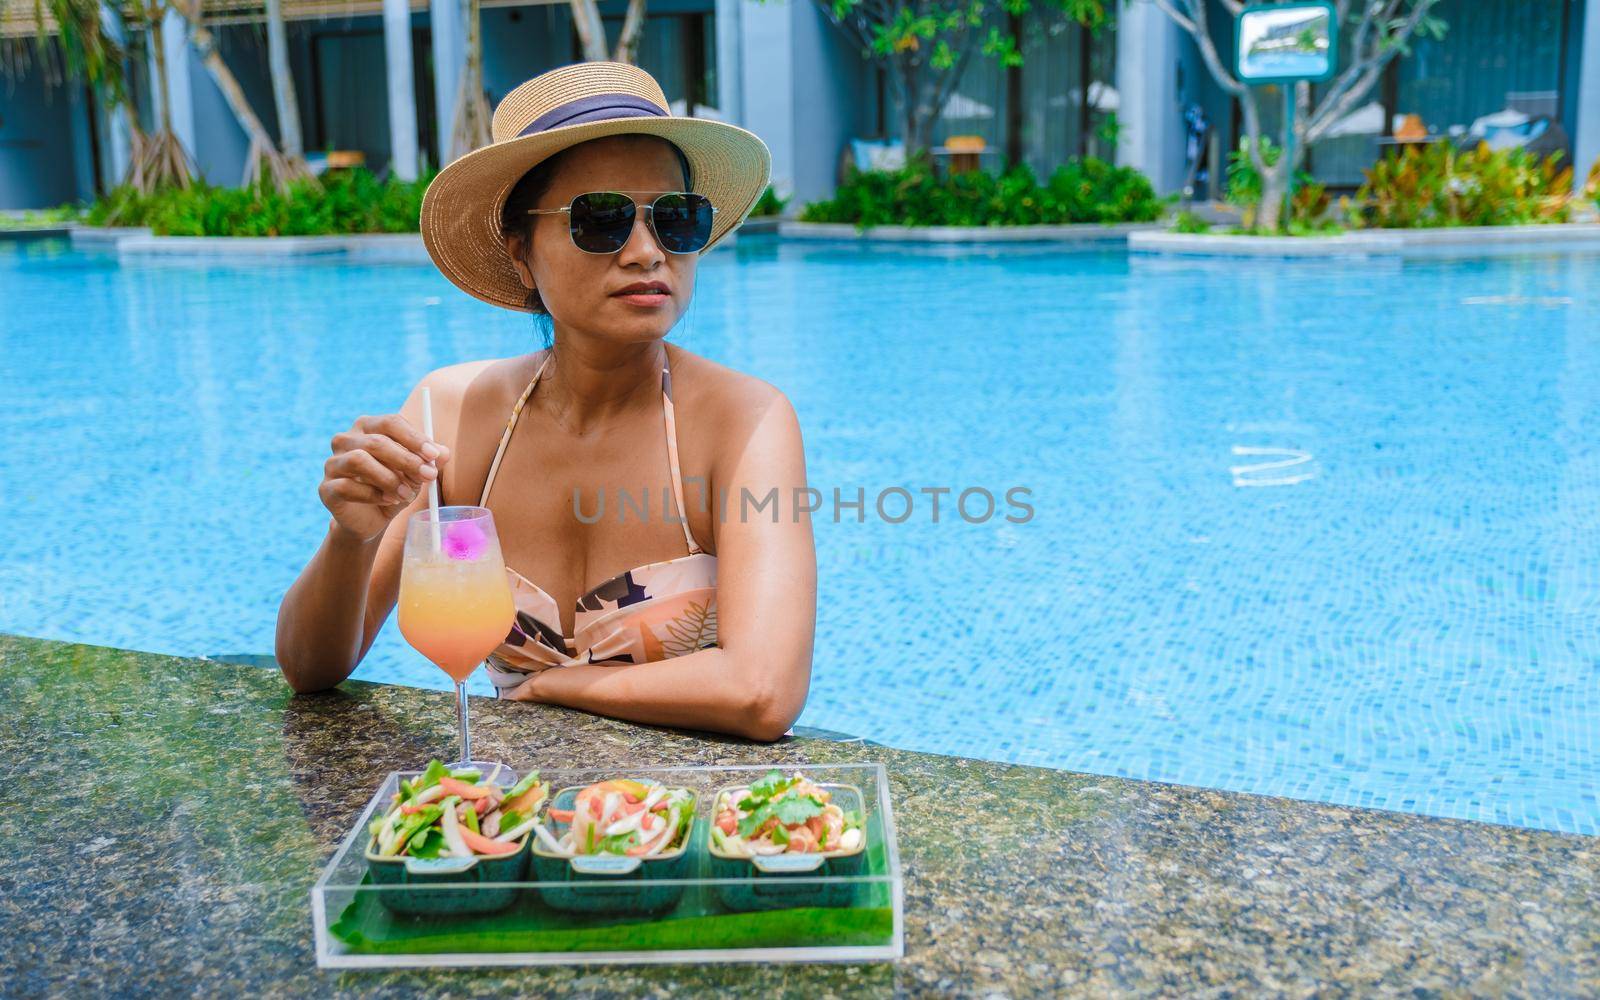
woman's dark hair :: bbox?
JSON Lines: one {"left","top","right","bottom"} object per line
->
{"left": 500, "top": 135, "right": 694, "bottom": 319}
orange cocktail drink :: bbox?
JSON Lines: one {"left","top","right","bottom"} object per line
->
{"left": 399, "top": 506, "right": 514, "bottom": 766}
{"left": 398, "top": 555, "right": 515, "bottom": 681}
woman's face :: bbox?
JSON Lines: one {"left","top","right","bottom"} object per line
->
{"left": 508, "top": 135, "right": 697, "bottom": 347}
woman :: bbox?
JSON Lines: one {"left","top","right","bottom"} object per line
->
{"left": 275, "top": 62, "right": 815, "bottom": 742}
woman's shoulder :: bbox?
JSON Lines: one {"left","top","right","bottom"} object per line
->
{"left": 417, "top": 354, "right": 540, "bottom": 403}
{"left": 666, "top": 345, "right": 795, "bottom": 428}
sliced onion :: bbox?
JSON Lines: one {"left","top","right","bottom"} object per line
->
{"left": 409, "top": 784, "right": 446, "bottom": 806}
{"left": 533, "top": 822, "right": 569, "bottom": 855}
{"left": 496, "top": 816, "right": 538, "bottom": 843}
{"left": 440, "top": 802, "right": 471, "bottom": 857}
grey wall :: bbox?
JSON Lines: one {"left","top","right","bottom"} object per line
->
{"left": 735, "top": 0, "right": 873, "bottom": 206}
{"left": 0, "top": 53, "right": 96, "bottom": 209}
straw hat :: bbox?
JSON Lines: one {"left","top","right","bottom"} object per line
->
{"left": 421, "top": 61, "right": 772, "bottom": 313}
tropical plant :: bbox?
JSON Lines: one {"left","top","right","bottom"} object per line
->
{"left": 1354, "top": 142, "right": 1573, "bottom": 228}
{"left": 1225, "top": 136, "right": 1326, "bottom": 229}
{"left": 799, "top": 153, "right": 1163, "bottom": 226}
{"left": 172, "top": 0, "right": 311, "bottom": 189}
{"left": 84, "top": 167, "right": 436, "bottom": 236}
{"left": 0, "top": 0, "right": 192, "bottom": 193}
{"left": 1148, "top": 0, "right": 1447, "bottom": 230}
{"left": 812, "top": 0, "right": 1107, "bottom": 156}
{"left": 750, "top": 185, "right": 789, "bottom": 218}
{"left": 1171, "top": 209, "right": 1210, "bottom": 234}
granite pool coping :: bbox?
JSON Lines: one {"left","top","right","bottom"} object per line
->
{"left": 2, "top": 633, "right": 1596, "bottom": 996}
{"left": 1131, "top": 223, "right": 1600, "bottom": 258}
{"left": 779, "top": 220, "right": 1160, "bottom": 245}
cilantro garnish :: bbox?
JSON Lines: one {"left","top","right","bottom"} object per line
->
{"left": 735, "top": 772, "right": 825, "bottom": 838}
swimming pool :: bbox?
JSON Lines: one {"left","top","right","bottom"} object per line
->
{"left": 3, "top": 236, "right": 1597, "bottom": 835}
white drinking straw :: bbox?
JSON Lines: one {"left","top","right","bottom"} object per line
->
{"left": 420, "top": 387, "right": 442, "bottom": 553}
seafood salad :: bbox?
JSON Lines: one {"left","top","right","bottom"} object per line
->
{"left": 711, "top": 770, "right": 864, "bottom": 857}
{"left": 367, "top": 761, "right": 549, "bottom": 859}
{"left": 535, "top": 779, "right": 694, "bottom": 858}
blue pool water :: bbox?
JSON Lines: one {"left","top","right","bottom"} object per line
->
{"left": 3, "top": 237, "right": 1597, "bottom": 836}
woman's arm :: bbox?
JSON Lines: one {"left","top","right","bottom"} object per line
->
{"left": 274, "top": 381, "right": 453, "bottom": 693}
{"left": 503, "top": 391, "right": 816, "bottom": 741}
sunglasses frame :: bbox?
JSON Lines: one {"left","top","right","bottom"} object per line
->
{"left": 526, "top": 190, "right": 719, "bottom": 255}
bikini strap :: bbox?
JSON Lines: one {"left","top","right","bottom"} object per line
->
{"left": 661, "top": 358, "right": 703, "bottom": 555}
{"left": 478, "top": 354, "right": 551, "bottom": 507}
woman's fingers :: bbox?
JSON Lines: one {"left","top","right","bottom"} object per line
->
{"left": 320, "top": 477, "right": 387, "bottom": 506}
{"left": 353, "top": 432, "right": 433, "bottom": 486}
{"left": 355, "top": 414, "right": 450, "bottom": 466}
{"left": 326, "top": 449, "right": 409, "bottom": 501}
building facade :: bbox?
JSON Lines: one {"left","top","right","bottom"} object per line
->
{"left": 2, "top": 0, "right": 1598, "bottom": 211}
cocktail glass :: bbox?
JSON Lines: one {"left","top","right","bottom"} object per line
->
{"left": 398, "top": 506, "right": 515, "bottom": 769}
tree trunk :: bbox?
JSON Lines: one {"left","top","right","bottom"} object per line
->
{"left": 264, "top": 0, "right": 304, "bottom": 160}
{"left": 1003, "top": 11, "right": 1022, "bottom": 170}
{"left": 1258, "top": 156, "right": 1289, "bottom": 231}
{"left": 135, "top": 3, "right": 193, "bottom": 194}
{"left": 612, "top": 0, "right": 647, "bottom": 64}
{"left": 177, "top": 0, "right": 312, "bottom": 189}
{"left": 569, "top": 0, "right": 609, "bottom": 61}
{"left": 448, "top": 0, "right": 492, "bottom": 159}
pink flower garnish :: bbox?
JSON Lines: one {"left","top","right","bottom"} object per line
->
{"left": 441, "top": 519, "right": 488, "bottom": 561}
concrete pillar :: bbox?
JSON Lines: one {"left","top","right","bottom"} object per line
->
{"left": 738, "top": 0, "right": 795, "bottom": 197}
{"left": 1575, "top": 0, "right": 1600, "bottom": 192}
{"left": 158, "top": 7, "right": 197, "bottom": 158}
{"left": 714, "top": 0, "right": 745, "bottom": 123}
{"left": 1115, "top": 0, "right": 1184, "bottom": 194}
{"left": 430, "top": 0, "right": 464, "bottom": 165}
{"left": 384, "top": 0, "right": 420, "bottom": 179}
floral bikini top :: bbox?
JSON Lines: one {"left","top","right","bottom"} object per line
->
{"left": 479, "top": 355, "right": 718, "bottom": 697}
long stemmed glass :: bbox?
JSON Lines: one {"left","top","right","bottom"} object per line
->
{"left": 397, "top": 506, "right": 515, "bottom": 768}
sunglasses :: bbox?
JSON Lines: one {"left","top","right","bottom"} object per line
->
{"left": 526, "top": 191, "right": 718, "bottom": 255}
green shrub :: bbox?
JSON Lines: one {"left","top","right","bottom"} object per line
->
{"left": 799, "top": 153, "right": 1164, "bottom": 227}
{"left": 1172, "top": 209, "right": 1211, "bottom": 234}
{"left": 1225, "top": 136, "right": 1330, "bottom": 230}
{"left": 749, "top": 184, "right": 788, "bottom": 218}
{"left": 1354, "top": 142, "right": 1573, "bottom": 228}
{"left": 0, "top": 204, "right": 82, "bottom": 229}
{"left": 84, "top": 167, "right": 437, "bottom": 236}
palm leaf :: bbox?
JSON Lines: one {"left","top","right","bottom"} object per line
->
{"left": 659, "top": 601, "right": 717, "bottom": 659}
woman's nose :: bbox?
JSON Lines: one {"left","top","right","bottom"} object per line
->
{"left": 618, "top": 208, "right": 665, "bottom": 265}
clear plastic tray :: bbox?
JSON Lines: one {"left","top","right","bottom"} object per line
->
{"left": 311, "top": 762, "right": 904, "bottom": 967}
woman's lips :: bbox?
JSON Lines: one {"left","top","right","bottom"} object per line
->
{"left": 611, "top": 289, "right": 671, "bottom": 307}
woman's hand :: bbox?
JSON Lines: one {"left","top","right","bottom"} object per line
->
{"left": 320, "top": 414, "right": 451, "bottom": 543}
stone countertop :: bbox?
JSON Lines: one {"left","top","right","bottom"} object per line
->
{"left": 2, "top": 633, "right": 1596, "bottom": 997}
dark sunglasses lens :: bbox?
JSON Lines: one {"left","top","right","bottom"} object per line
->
{"left": 650, "top": 193, "right": 714, "bottom": 253}
{"left": 570, "top": 192, "right": 635, "bottom": 253}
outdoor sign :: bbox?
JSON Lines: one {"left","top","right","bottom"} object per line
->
{"left": 1235, "top": 2, "right": 1338, "bottom": 84}
{"left": 1234, "top": 2, "right": 1339, "bottom": 209}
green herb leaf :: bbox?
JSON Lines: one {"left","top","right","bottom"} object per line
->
{"left": 736, "top": 802, "right": 774, "bottom": 838}
{"left": 747, "top": 769, "right": 790, "bottom": 801}
{"left": 599, "top": 832, "right": 636, "bottom": 855}
{"left": 461, "top": 804, "right": 479, "bottom": 835}
{"left": 407, "top": 828, "right": 446, "bottom": 859}
{"left": 504, "top": 771, "right": 542, "bottom": 800}
{"left": 499, "top": 809, "right": 528, "bottom": 833}
{"left": 416, "top": 760, "right": 450, "bottom": 792}
{"left": 773, "top": 795, "right": 825, "bottom": 827}
{"left": 771, "top": 823, "right": 790, "bottom": 846}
